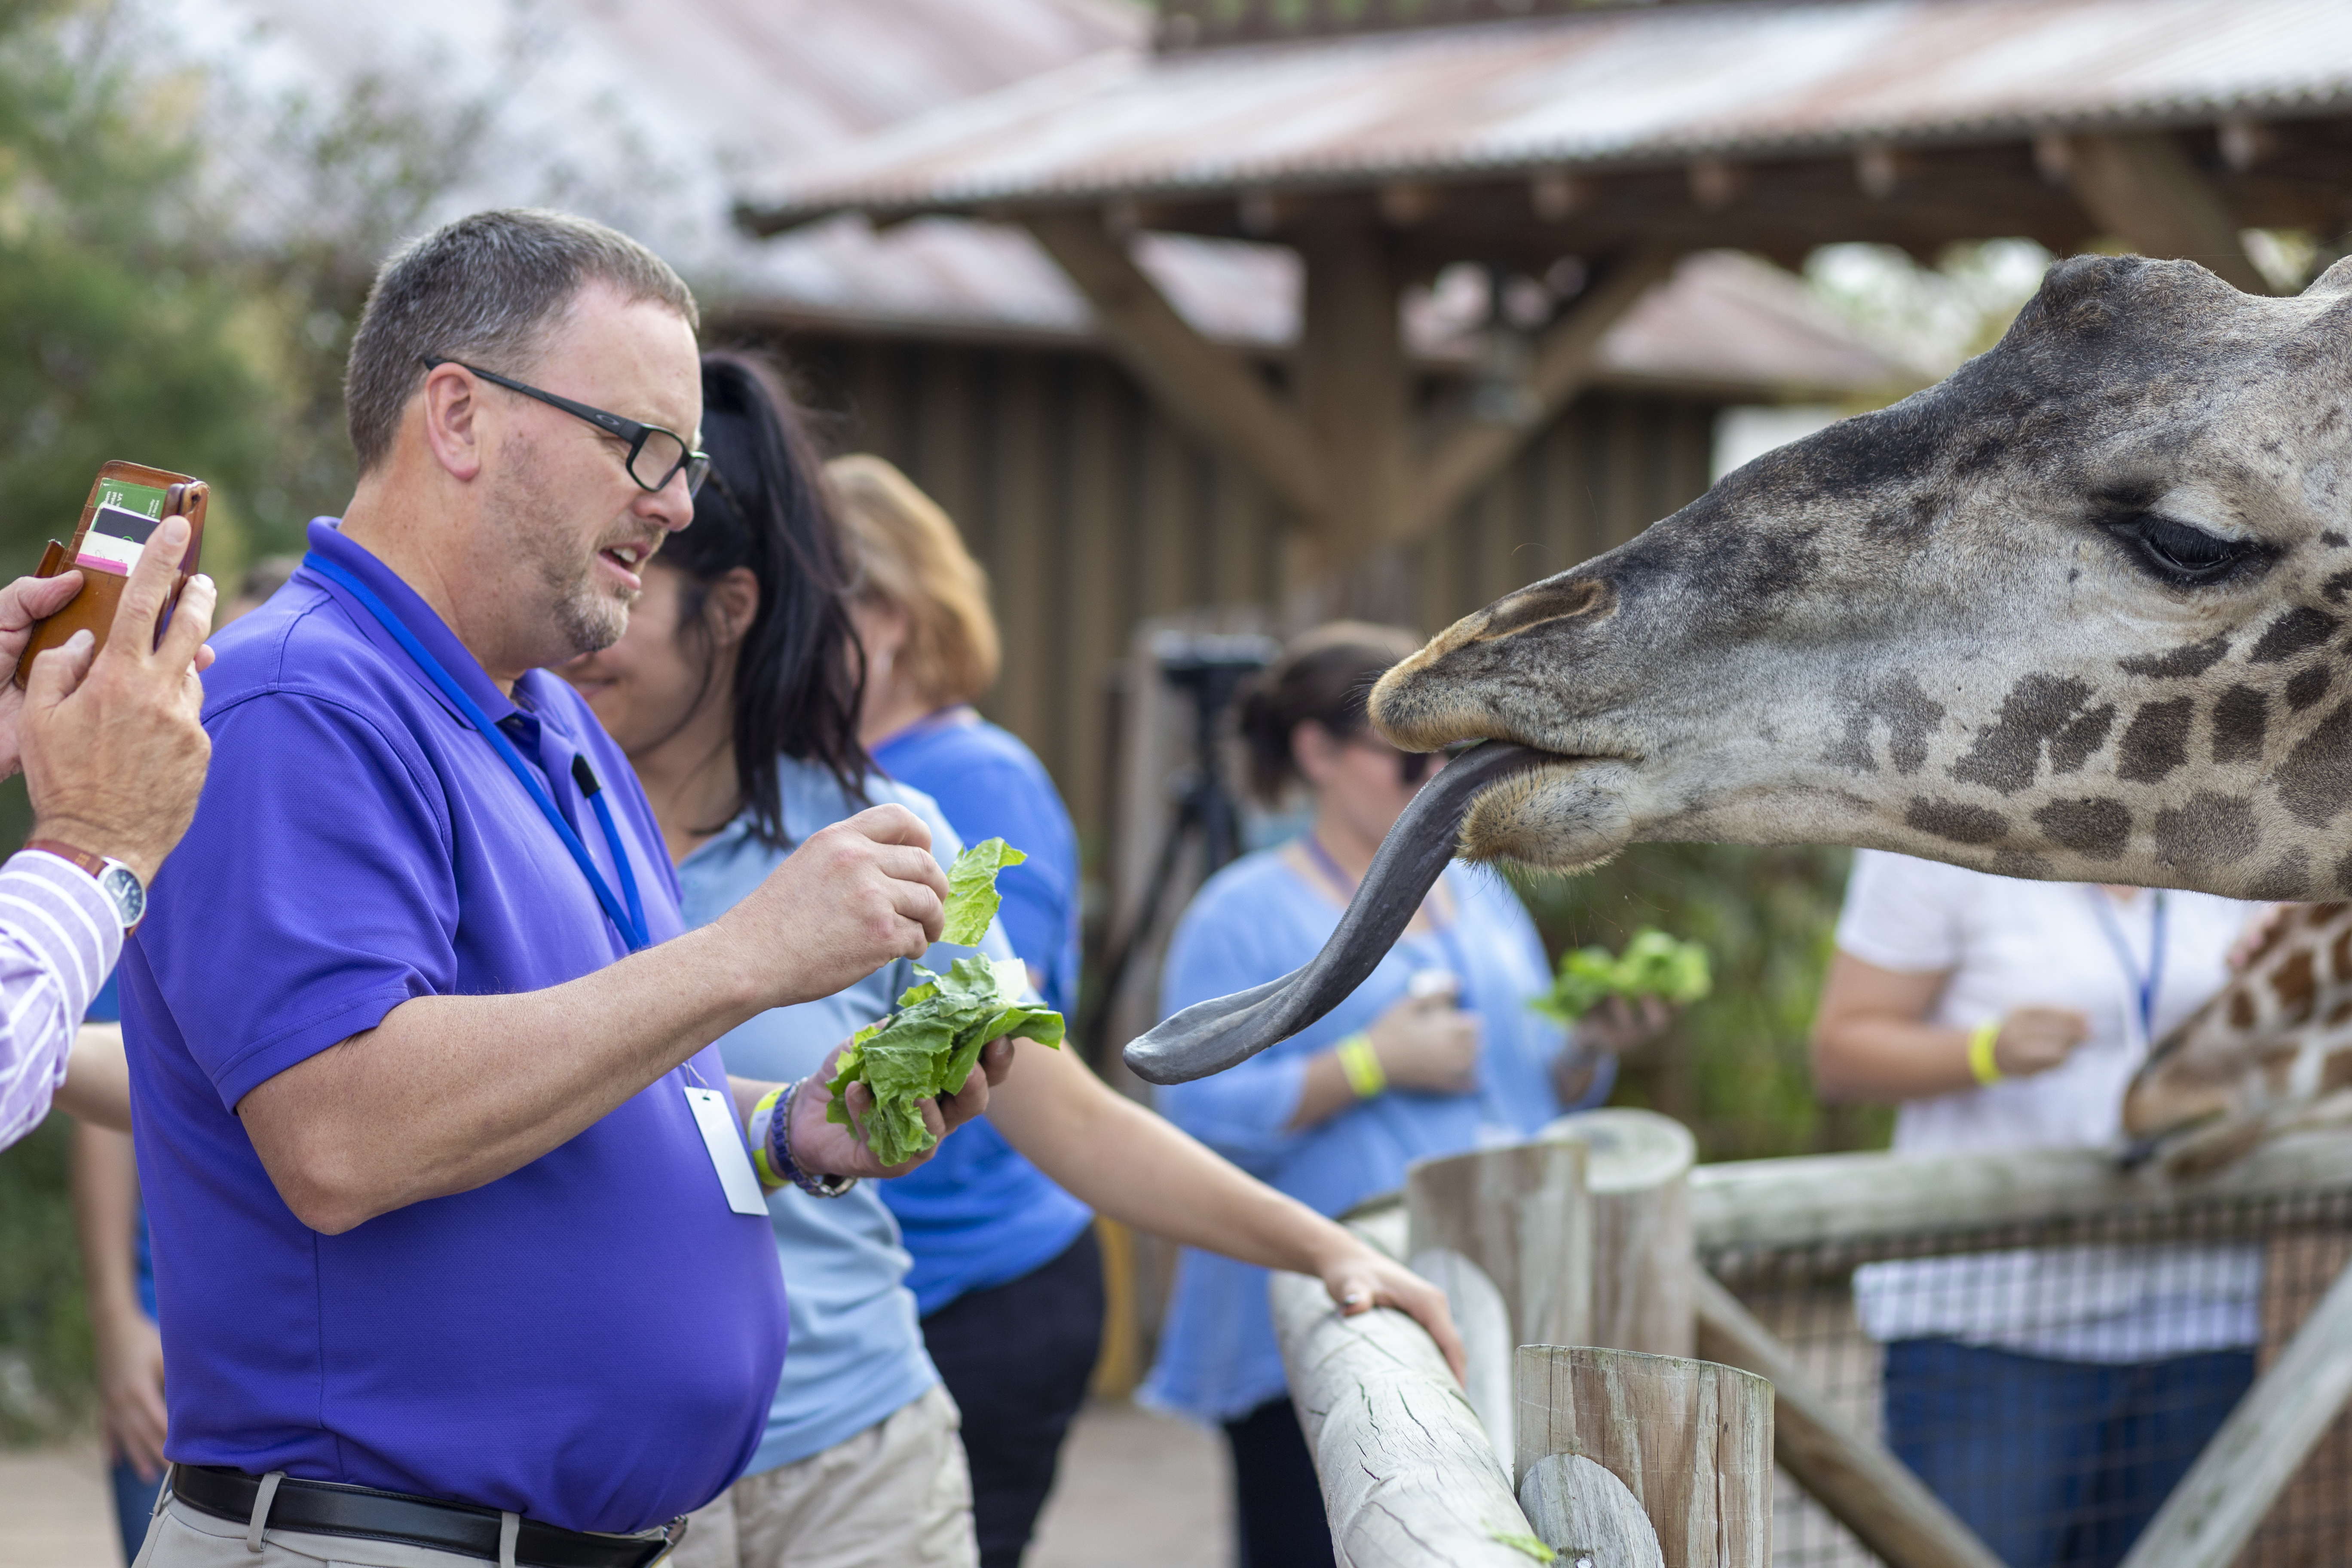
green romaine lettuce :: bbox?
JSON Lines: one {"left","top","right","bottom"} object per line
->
{"left": 1530, "top": 927, "right": 1712, "bottom": 1024}
{"left": 942, "top": 836, "right": 1025, "bottom": 946}
{"left": 825, "top": 955, "right": 1065, "bottom": 1165}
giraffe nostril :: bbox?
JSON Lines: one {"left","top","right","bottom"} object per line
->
{"left": 1470, "top": 576, "right": 1612, "bottom": 643}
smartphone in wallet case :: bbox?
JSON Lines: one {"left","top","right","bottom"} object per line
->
{"left": 12, "top": 461, "right": 208, "bottom": 689}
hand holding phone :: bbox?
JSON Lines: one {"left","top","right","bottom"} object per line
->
{"left": 13, "top": 462, "right": 206, "bottom": 690}
{"left": 18, "top": 512, "right": 217, "bottom": 885}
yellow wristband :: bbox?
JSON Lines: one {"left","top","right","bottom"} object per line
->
{"left": 1336, "top": 1034, "right": 1386, "bottom": 1099}
{"left": 749, "top": 1086, "right": 787, "bottom": 1186}
{"left": 1967, "top": 1021, "right": 2004, "bottom": 1087}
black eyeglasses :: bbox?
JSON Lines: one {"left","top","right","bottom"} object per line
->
{"left": 421, "top": 357, "right": 712, "bottom": 498}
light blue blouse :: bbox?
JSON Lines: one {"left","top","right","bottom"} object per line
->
{"left": 1140, "top": 848, "right": 1610, "bottom": 1424}
{"left": 674, "top": 760, "right": 1023, "bottom": 1473}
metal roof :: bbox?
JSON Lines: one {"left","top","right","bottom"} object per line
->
{"left": 152, "top": 0, "right": 1911, "bottom": 398}
{"left": 740, "top": 0, "right": 2352, "bottom": 223}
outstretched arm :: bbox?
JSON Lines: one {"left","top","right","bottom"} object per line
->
{"left": 239, "top": 808, "right": 952, "bottom": 1234}
{"left": 986, "top": 1037, "right": 1467, "bottom": 1382}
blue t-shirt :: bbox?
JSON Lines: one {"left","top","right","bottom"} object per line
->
{"left": 122, "top": 521, "right": 785, "bottom": 1533}
{"left": 1140, "top": 848, "right": 1612, "bottom": 1424}
{"left": 83, "top": 977, "right": 154, "bottom": 1322}
{"left": 675, "top": 761, "right": 1031, "bottom": 1471}
{"left": 869, "top": 710, "right": 1092, "bottom": 1314}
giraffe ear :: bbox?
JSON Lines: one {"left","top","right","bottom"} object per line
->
{"left": 2302, "top": 256, "right": 2352, "bottom": 300}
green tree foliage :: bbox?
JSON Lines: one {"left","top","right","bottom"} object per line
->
{"left": 0, "top": 0, "right": 273, "bottom": 567}
{"left": 1510, "top": 844, "right": 1890, "bottom": 1162}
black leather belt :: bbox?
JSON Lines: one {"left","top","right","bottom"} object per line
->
{"left": 170, "top": 1464, "right": 686, "bottom": 1568}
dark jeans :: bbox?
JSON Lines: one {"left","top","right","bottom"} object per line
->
{"left": 111, "top": 1458, "right": 161, "bottom": 1564}
{"left": 1222, "top": 1396, "right": 1333, "bottom": 1568}
{"left": 1884, "top": 1338, "right": 2255, "bottom": 1568}
{"left": 920, "top": 1228, "right": 1104, "bottom": 1568}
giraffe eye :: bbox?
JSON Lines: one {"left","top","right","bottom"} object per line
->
{"left": 2111, "top": 515, "right": 2270, "bottom": 588}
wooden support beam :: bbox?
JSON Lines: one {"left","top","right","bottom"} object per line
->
{"left": 1023, "top": 210, "right": 1329, "bottom": 518}
{"left": 2061, "top": 132, "right": 2271, "bottom": 295}
{"left": 1271, "top": 1265, "right": 1539, "bottom": 1566}
{"left": 2116, "top": 1255, "right": 2352, "bottom": 1568}
{"left": 1693, "top": 1271, "right": 2005, "bottom": 1568}
{"left": 1296, "top": 224, "right": 1412, "bottom": 560}
{"left": 1412, "top": 243, "right": 1682, "bottom": 536}
{"left": 1516, "top": 1344, "right": 1773, "bottom": 1568}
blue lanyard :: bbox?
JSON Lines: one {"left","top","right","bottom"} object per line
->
{"left": 1302, "top": 831, "right": 1469, "bottom": 994}
{"left": 304, "top": 552, "right": 650, "bottom": 952}
{"left": 2088, "top": 887, "right": 2166, "bottom": 1044}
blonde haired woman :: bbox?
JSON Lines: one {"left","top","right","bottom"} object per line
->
{"left": 827, "top": 456, "right": 1091, "bottom": 1568}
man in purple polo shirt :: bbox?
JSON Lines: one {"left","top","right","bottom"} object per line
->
{"left": 121, "top": 210, "right": 1005, "bottom": 1568}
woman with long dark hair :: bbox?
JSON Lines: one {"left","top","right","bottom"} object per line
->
{"left": 562, "top": 351, "right": 1460, "bottom": 1568}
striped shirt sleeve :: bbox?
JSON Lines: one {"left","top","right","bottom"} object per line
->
{"left": 0, "top": 850, "right": 121, "bottom": 1148}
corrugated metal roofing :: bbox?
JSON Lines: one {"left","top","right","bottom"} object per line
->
{"left": 150, "top": 0, "right": 1911, "bottom": 396}
{"left": 741, "top": 0, "right": 2352, "bottom": 221}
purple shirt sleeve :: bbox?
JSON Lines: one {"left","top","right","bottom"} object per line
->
{"left": 0, "top": 850, "right": 120, "bottom": 1147}
{"left": 142, "top": 692, "right": 457, "bottom": 1110}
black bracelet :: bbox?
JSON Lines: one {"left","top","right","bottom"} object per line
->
{"left": 770, "top": 1079, "right": 857, "bottom": 1199}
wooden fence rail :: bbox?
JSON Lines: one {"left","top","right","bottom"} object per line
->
{"left": 1276, "top": 1123, "right": 2352, "bottom": 1567}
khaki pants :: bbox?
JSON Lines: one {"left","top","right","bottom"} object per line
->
{"left": 669, "top": 1385, "right": 976, "bottom": 1568}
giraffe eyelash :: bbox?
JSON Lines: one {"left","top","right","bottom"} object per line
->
{"left": 2103, "top": 514, "right": 2275, "bottom": 589}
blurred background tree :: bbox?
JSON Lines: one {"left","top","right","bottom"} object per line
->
{"left": 0, "top": 0, "right": 274, "bottom": 575}
{"left": 1513, "top": 846, "right": 1886, "bottom": 1164}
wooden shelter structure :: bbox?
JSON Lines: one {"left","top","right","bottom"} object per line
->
{"left": 741, "top": 0, "right": 2352, "bottom": 599}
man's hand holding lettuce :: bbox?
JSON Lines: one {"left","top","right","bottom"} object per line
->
{"left": 825, "top": 839, "right": 1065, "bottom": 1165}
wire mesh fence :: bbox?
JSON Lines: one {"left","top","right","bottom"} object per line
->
{"left": 1703, "top": 1185, "right": 2352, "bottom": 1568}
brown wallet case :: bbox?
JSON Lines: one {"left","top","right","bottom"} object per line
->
{"left": 14, "top": 461, "right": 207, "bottom": 690}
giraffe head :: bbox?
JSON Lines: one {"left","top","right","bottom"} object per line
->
{"left": 1375, "top": 254, "right": 2352, "bottom": 900}
{"left": 2125, "top": 901, "right": 2352, "bottom": 1175}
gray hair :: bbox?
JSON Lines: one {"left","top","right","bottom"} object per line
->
{"left": 343, "top": 208, "right": 698, "bottom": 474}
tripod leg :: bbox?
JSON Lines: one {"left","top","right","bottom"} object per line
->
{"left": 1082, "top": 796, "right": 1204, "bottom": 1057}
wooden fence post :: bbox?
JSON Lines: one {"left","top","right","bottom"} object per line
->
{"left": 1516, "top": 1345, "right": 1773, "bottom": 1568}
{"left": 1408, "top": 1139, "right": 1592, "bottom": 1352}
{"left": 1545, "top": 1109, "right": 1697, "bottom": 1356}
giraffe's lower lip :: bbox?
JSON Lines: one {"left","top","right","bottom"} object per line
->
{"left": 1121, "top": 741, "right": 1565, "bottom": 1085}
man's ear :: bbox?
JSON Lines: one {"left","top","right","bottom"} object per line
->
{"left": 417, "top": 363, "right": 487, "bottom": 482}
{"left": 708, "top": 566, "right": 760, "bottom": 648}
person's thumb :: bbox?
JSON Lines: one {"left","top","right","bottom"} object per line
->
{"left": 22, "top": 630, "right": 96, "bottom": 719}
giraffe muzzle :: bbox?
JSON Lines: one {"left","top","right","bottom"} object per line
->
{"left": 1122, "top": 741, "right": 1560, "bottom": 1084}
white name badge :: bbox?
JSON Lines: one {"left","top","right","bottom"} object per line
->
{"left": 683, "top": 1086, "right": 771, "bottom": 1217}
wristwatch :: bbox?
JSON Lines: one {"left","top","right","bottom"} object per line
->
{"left": 24, "top": 840, "right": 147, "bottom": 933}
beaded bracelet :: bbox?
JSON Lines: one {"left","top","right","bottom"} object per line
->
{"left": 766, "top": 1079, "right": 858, "bottom": 1199}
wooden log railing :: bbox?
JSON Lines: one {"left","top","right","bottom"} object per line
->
{"left": 1269, "top": 1213, "right": 1542, "bottom": 1566}
{"left": 1277, "top": 1124, "right": 2352, "bottom": 1568}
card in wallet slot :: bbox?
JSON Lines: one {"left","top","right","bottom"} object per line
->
{"left": 14, "top": 461, "right": 207, "bottom": 689}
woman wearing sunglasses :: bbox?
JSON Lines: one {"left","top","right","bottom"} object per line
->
{"left": 1142, "top": 622, "right": 1668, "bottom": 1568}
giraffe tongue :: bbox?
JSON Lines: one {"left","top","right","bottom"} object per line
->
{"left": 1121, "top": 741, "right": 1556, "bottom": 1085}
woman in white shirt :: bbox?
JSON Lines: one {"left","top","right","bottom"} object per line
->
{"left": 1813, "top": 850, "right": 2264, "bottom": 1568}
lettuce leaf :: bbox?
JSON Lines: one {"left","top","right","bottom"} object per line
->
{"left": 941, "top": 837, "right": 1026, "bottom": 946}
{"left": 1529, "top": 927, "right": 1712, "bottom": 1024}
{"left": 825, "top": 952, "right": 1066, "bottom": 1166}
